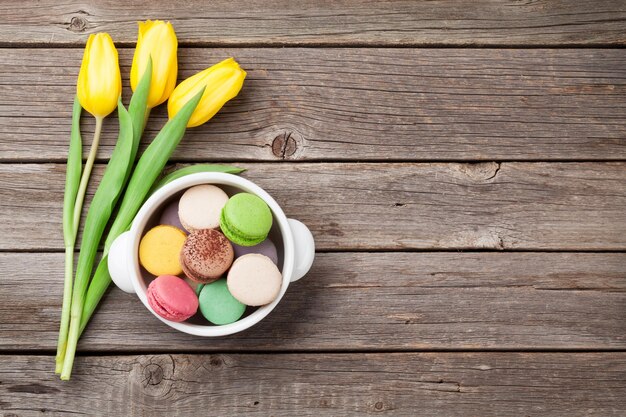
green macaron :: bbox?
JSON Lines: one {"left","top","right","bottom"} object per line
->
{"left": 220, "top": 193, "right": 272, "bottom": 247}
{"left": 198, "top": 279, "right": 246, "bottom": 325}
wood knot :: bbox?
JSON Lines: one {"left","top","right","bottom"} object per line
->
{"left": 271, "top": 132, "right": 298, "bottom": 159}
{"left": 142, "top": 364, "right": 164, "bottom": 386}
{"left": 132, "top": 355, "right": 174, "bottom": 398}
{"left": 209, "top": 356, "right": 224, "bottom": 367}
{"left": 454, "top": 162, "right": 501, "bottom": 182}
{"left": 67, "top": 16, "right": 88, "bottom": 33}
{"left": 370, "top": 400, "right": 392, "bottom": 412}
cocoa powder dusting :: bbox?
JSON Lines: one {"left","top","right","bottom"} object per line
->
{"left": 182, "top": 229, "right": 233, "bottom": 278}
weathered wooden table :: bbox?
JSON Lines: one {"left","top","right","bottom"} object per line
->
{"left": 1, "top": 1, "right": 626, "bottom": 415}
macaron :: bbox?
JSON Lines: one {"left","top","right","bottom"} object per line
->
{"left": 159, "top": 199, "right": 187, "bottom": 233}
{"left": 178, "top": 185, "right": 229, "bottom": 231}
{"left": 220, "top": 193, "right": 273, "bottom": 247}
{"left": 180, "top": 229, "right": 234, "bottom": 283}
{"left": 227, "top": 254, "right": 282, "bottom": 306}
{"left": 147, "top": 275, "right": 198, "bottom": 322}
{"left": 139, "top": 225, "right": 186, "bottom": 276}
{"left": 198, "top": 279, "right": 246, "bottom": 325}
{"left": 232, "top": 238, "right": 278, "bottom": 265}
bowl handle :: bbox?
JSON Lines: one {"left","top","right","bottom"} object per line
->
{"left": 107, "top": 231, "right": 136, "bottom": 293}
{"left": 287, "top": 219, "right": 315, "bottom": 282}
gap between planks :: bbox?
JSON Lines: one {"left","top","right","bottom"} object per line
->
{"left": 3, "top": 159, "right": 626, "bottom": 164}
{"left": 3, "top": 347, "right": 626, "bottom": 356}
{"left": 3, "top": 43, "right": 626, "bottom": 49}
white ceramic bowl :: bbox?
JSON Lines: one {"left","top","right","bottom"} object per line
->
{"left": 107, "top": 172, "right": 315, "bottom": 336}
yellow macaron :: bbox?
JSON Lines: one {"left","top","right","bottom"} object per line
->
{"left": 139, "top": 225, "right": 186, "bottom": 276}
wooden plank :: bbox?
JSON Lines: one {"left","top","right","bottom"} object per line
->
{"left": 2, "top": 48, "right": 625, "bottom": 162}
{"left": 1, "top": 162, "right": 625, "bottom": 251}
{"left": 1, "top": 0, "right": 625, "bottom": 46}
{"left": 1, "top": 353, "right": 625, "bottom": 416}
{"left": 1, "top": 252, "right": 625, "bottom": 351}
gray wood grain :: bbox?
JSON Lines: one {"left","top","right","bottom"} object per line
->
{"left": 1, "top": 48, "right": 625, "bottom": 162}
{"left": 1, "top": 0, "right": 625, "bottom": 46}
{"left": 1, "top": 162, "right": 625, "bottom": 251}
{"left": 1, "top": 0, "right": 624, "bottom": 413}
{"left": 1, "top": 353, "right": 625, "bottom": 416}
{"left": 1, "top": 252, "right": 625, "bottom": 351}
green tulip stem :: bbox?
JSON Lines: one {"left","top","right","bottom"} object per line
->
{"left": 55, "top": 98, "right": 83, "bottom": 374}
{"left": 54, "top": 245, "right": 74, "bottom": 374}
{"left": 72, "top": 116, "right": 103, "bottom": 234}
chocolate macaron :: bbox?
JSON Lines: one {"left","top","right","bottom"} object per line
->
{"left": 180, "top": 229, "right": 234, "bottom": 283}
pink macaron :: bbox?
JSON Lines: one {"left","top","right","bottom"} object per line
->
{"left": 147, "top": 275, "right": 198, "bottom": 322}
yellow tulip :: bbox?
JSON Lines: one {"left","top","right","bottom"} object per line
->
{"left": 168, "top": 58, "right": 246, "bottom": 128}
{"left": 130, "top": 20, "right": 178, "bottom": 108}
{"left": 76, "top": 33, "right": 121, "bottom": 119}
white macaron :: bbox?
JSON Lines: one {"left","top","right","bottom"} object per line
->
{"left": 178, "top": 184, "right": 229, "bottom": 231}
{"left": 227, "top": 254, "right": 282, "bottom": 306}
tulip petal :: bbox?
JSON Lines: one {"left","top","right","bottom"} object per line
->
{"left": 131, "top": 20, "right": 178, "bottom": 108}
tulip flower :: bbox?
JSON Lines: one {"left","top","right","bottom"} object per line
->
{"left": 77, "top": 33, "right": 122, "bottom": 118}
{"left": 168, "top": 57, "right": 246, "bottom": 127}
{"left": 130, "top": 20, "right": 178, "bottom": 109}
{"left": 55, "top": 32, "right": 121, "bottom": 374}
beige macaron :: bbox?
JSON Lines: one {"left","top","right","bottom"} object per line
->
{"left": 178, "top": 184, "right": 229, "bottom": 231}
{"left": 227, "top": 254, "right": 282, "bottom": 306}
